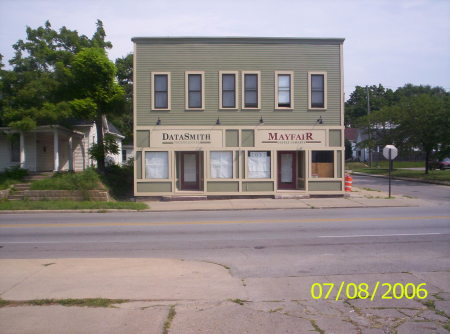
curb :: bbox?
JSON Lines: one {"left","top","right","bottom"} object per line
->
{"left": 0, "top": 203, "right": 416, "bottom": 214}
{"left": 351, "top": 172, "right": 450, "bottom": 186}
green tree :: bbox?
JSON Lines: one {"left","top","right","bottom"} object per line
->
{"left": 367, "top": 85, "right": 450, "bottom": 173}
{"left": 70, "top": 48, "right": 125, "bottom": 170}
{"left": 111, "top": 53, "right": 133, "bottom": 144}
{"left": 0, "top": 20, "right": 112, "bottom": 130}
{"left": 345, "top": 84, "right": 395, "bottom": 127}
{"left": 1, "top": 20, "right": 125, "bottom": 170}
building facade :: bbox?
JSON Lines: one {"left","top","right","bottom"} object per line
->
{"left": 132, "top": 37, "right": 345, "bottom": 197}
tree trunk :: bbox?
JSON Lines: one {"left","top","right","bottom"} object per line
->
{"left": 95, "top": 113, "right": 105, "bottom": 172}
{"left": 425, "top": 150, "right": 429, "bottom": 175}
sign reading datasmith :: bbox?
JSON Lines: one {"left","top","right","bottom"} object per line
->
{"left": 255, "top": 130, "right": 326, "bottom": 148}
{"left": 150, "top": 129, "right": 223, "bottom": 148}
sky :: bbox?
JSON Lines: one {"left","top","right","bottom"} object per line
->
{"left": 1, "top": 0, "right": 449, "bottom": 96}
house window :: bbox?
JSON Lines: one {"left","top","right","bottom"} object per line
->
{"left": 210, "top": 151, "right": 233, "bottom": 178}
{"left": 185, "top": 72, "right": 205, "bottom": 110}
{"left": 311, "top": 151, "right": 334, "bottom": 178}
{"left": 10, "top": 134, "right": 20, "bottom": 163}
{"left": 122, "top": 149, "right": 127, "bottom": 162}
{"left": 242, "top": 71, "right": 260, "bottom": 109}
{"left": 275, "top": 71, "right": 294, "bottom": 109}
{"left": 309, "top": 72, "right": 327, "bottom": 109}
{"left": 248, "top": 151, "right": 271, "bottom": 178}
{"left": 151, "top": 72, "right": 170, "bottom": 110}
{"left": 220, "top": 72, "right": 238, "bottom": 109}
{"left": 145, "top": 152, "right": 169, "bottom": 179}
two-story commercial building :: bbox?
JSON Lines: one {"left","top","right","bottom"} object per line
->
{"left": 132, "top": 37, "right": 345, "bottom": 198}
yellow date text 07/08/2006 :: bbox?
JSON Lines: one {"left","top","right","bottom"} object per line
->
{"left": 310, "top": 282, "right": 428, "bottom": 301}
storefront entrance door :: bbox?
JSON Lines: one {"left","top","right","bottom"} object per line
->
{"left": 277, "top": 151, "right": 296, "bottom": 189}
{"left": 180, "top": 152, "right": 200, "bottom": 190}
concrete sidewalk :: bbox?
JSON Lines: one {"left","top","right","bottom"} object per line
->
{"left": 1, "top": 258, "right": 449, "bottom": 334}
{"left": 143, "top": 187, "right": 423, "bottom": 212}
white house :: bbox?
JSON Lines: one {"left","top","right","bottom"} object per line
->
{"left": 0, "top": 116, "right": 124, "bottom": 172}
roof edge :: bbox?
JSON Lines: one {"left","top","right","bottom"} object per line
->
{"left": 131, "top": 36, "right": 345, "bottom": 44}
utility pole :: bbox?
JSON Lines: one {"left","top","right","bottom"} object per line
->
{"left": 366, "top": 86, "right": 372, "bottom": 167}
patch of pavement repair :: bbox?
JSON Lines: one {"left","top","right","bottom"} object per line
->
{"left": 0, "top": 259, "right": 449, "bottom": 334}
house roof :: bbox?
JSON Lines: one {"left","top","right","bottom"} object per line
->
{"left": 106, "top": 120, "right": 123, "bottom": 137}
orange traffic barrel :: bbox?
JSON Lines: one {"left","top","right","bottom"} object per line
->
{"left": 345, "top": 174, "right": 352, "bottom": 192}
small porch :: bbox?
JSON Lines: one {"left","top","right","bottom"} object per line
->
{"left": 1, "top": 125, "right": 85, "bottom": 172}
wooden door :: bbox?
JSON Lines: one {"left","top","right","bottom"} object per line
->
{"left": 180, "top": 151, "right": 200, "bottom": 190}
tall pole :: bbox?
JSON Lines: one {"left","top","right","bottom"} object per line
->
{"left": 366, "top": 86, "right": 371, "bottom": 167}
{"left": 388, "top": 149, "right": 392, "bottom": 198}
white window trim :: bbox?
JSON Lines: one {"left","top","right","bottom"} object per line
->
{"left": 308, "top": 71, "right": 328, "bottom": 110}
{"left": 241, "top": 71, "right": 261, "bottom": 110}
{"left": 185, "top": 71, "right": 205, "bottom": 110}
{"left": 275, "top": 71, "right": 294, "bottom": 110}
{"left": 219, "top": 71, "right": 239, "bottom": 110}
{"left": 151, "top": 72, "right": 171, "bottom": 111}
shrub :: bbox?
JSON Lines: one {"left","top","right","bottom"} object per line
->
{"left": 0, "top": 167, "right": 28, "bottom": 189}
{"left": 100, "top": 161, "right": 134, "bottom": 199}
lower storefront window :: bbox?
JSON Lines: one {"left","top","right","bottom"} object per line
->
{"left": 311, "top": 151, "right": 334, "bottom": 178}
{"left": 210, "top": 151, "right": 233, "bottom": 178}
{"left": 248, "top": 151, "right": 271, "bottom": 178}
{"left": 145, "top": 151, "right": 169, "bottom": 179}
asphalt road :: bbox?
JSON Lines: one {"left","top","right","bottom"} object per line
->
{"left": 1, "top": 207, "right": 449, "bottom": 278}
{"left": 352, "top": 174, "right": 450, "bottom": 205}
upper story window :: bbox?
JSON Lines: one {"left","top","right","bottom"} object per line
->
{"left": 185, "top": 71, "right": 205, "bottom": 110}
{"left": 151, "top": 72, "right": 170, "bottom": 110}
{"left": 219, "top": 71, "right": 238, "bottom": 109}
{"left": 309, "top": 72, "right": 327, "bottom": 109}
{"left": 242, "top": 71, "right": 260, "bottom": 109}
{"left": 275, "top": 71, "right": 294, "bottom": 109}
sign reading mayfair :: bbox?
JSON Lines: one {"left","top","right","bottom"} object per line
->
{"left": 150, "top": 129, "right": 223, "bottom": 148}
{"left": 255, "top": 129, "right": 326, "bottom": 148}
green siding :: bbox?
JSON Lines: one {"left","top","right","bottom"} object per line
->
{"left": 243, "top": 181, "right": 274, "bottom": 192}
{"left": 329, "top": 130, "right": 341, "bottom": 147}
{"left": 207, "top": 181, "right": 239, "bottom": 192}
{"left": 136, "top": 151, "right": 142, "bottom": 179}
{"left": 241, "top": 130, "right": 254, "bottom": 147}
{"left": 135, "top": 41, "right": 342, "bottom": 127}
{"left": 137, "top": 182, "right": 172, "bottom": 192}
{"left": 337, "top": 151, "right": 342, "bottom": 178}
{"left": 225, "top": 130, "right": 239, "bottom": 147}
{"left": 136, "top": 130, "right": 150, "bottom": 147}
{"left": 308, "top": 181, "right": 342, "bottom": 191}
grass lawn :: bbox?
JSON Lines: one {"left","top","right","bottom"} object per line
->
{"left": 0, "top": 200, "right": 148, "bottom": 211}
{"left": 347, "top": 166, "right": 450, "bottom": 182}
{"left": 30, "top": 169, "right": 102, "bottom": 190}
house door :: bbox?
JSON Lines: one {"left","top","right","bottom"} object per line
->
{"left": 180, "top": 151, "right": 200, "bottom": 190}
{"left": 277, "top": 151, "right": 296, "bottom": 190}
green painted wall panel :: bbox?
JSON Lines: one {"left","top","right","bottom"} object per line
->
{"left": 241, "top": 130, "right": 254, "bottom": 147}
{"left": 137, "top": 182, "right": 172, "bottom": 192}
{"left": 308, "top": 181, "right": 341, "bottom": 191}
{"left": 135, "top": 42, "right": 342, "bottom": 126}
{"left": 337, "top": 151, "right": 342, "bottom": 178}
{"left": 136, "top": 151, "right": 142, "bottom": 179}
{"left": 329, "top": 130, "right": 341, "bottom": 147}
{"left": 136, "top": 130, "right": 150, "bottom": 147}
{"left": 225, "top": 130, "right": 239, "bottom": 147}
{"left": 207, "top": 181, "right": 239, "bottom": 192}
{"left": 243, "top": 181, "right": 274, "bottom": 192}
